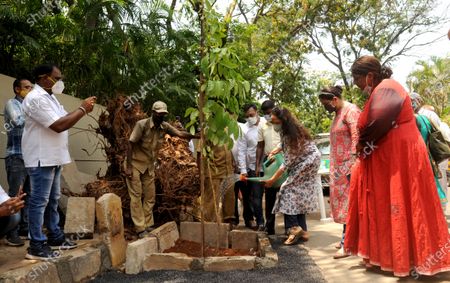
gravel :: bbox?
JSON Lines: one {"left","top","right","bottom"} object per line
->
{"left": 91, "top": 236, "right": 327, "bottom": 283}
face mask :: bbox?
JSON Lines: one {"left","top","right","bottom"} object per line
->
{"left": 273, "top": 124, "right": 282, "bottom": 133}
{"left": 264, "top": 114, "right": 272, "bottom": 122}
{"left": 153, "top": 115, "right": 164, "bottom": 125}
{"left": 51, "top": 80, "right": 65, "bottom": 95}
{"left": 19, "top": 89, "right": 29, "bottom": 98}
{"left": 246, "top": 116, "right": 258, "bottom": 125}
{"left": 324, "top": 103, "right": 336, "bottom": 113}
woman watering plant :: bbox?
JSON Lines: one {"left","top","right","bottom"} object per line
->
{"left": 263, "top": 107, "right": 321, "bottom": 245}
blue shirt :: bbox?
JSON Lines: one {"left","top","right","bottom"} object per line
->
{"left": 4, "top": 96, "right": 25, "bottom": 158}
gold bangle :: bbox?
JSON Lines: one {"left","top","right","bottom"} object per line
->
{"left": 78, "top": 106, "right": 87, "bottom": 115}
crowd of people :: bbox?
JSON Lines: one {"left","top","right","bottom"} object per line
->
{"left": 1, "top": 55, "right": 450, "bottom": 278}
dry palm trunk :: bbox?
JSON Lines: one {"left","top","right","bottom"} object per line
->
{"left": 84, "top": 96, "right": 200, "bottom": 226}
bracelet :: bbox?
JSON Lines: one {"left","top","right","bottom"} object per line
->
{"left": 78, "top": 106, "right": 87, "bottom": 115}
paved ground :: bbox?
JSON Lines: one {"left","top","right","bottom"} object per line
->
{"left": 307, "top": 212, "right": 450, "bottom": 283}
{"left": 4, "top": 194, "right": 450, "bottom": 283}
{"left": 92, "top": 234, "right": 326, "bottom": 283}
{"left": 0, "top": 236, "right": 102, "bottom": 274}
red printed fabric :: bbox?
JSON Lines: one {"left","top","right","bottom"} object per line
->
{"left": 344, "top": 79, "right": 450, "bottom": 277}
{"left": 329, "top": 102, "right": 361, "bottom": 224}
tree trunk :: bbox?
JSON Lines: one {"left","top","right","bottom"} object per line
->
{"left": 197, "top": 0, "right": 207, "bottom": 258}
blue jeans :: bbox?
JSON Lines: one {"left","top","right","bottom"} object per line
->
{"left": 248, "top": 170, "right": 264, "bottom": 226}
{"left": 5, "top": 155, "right": 30, "bottom": 234}
{"left": 0, "top": 213, "right": 20, "bottom": 238}
{"left": 27, "top": 165, "right": 64, "bottom": 245}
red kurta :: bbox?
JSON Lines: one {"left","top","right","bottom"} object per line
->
{"left": 345, "top": 79, "right": 450, "bottom": 277}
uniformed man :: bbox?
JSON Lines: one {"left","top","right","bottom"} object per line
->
{"left": 126, "top": 101, "right": 196, "bottom": 238}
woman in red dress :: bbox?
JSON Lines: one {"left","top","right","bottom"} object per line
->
{"left": 344, "top": 56, "right": 450, "bottom": 277}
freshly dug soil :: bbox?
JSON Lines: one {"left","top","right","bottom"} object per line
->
{"left": 164, "top": 239, "right": 259, "bottom": 257}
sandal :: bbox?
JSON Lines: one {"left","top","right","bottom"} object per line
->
{"left": 333, "top": 247, "right": 350, "bottom": 259}
{"left": 300, "top": 231, "right": 309, "bottom": 241}
{"left": 283, "top": 226, "right": 304, "bottom": 245}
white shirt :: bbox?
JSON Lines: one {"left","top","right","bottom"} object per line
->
{"left": 231, "top": 122, "right": 247, "bottom": 181}
{"left": 419, "top": 108, "right": 441, "bottom": 130}
{"left": 0, "top": 185, "right": 9, "bottom": 204}
{"left": 22, "top": 84, "right": 71, "bottom": 167}
{"left": 257, "top": 120, "right": 281, "bottom": 155}
{"left": 237, "top": 117, "right": 266, "bottom": 174}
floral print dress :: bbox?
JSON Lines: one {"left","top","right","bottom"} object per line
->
{"left": 329, "top": 102, "right": 360, "bottom": 224}
{"left": 273, "top": 139, "right": 321, "bottom": 215}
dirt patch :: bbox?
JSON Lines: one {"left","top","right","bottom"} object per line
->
{"left": 164, "top": 239, "right": 259, "bottom": 257}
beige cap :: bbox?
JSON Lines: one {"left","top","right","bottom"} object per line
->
{"left": 152, "top": 101, "right": 168, "bottom": 114}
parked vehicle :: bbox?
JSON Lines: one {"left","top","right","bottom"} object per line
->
{"left": 315, "top": 133, "right": 330, "bottom": 189}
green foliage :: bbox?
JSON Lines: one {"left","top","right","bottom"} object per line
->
{"left": 185, "top": 0, "right": 248, "bottom": 152}
{"left": 407, "top": 56, "right": 450, "bottom": 118}
{"left": 0, "top": 0, "right": 198, "bottom": 118}
{"left": 307, "top": 0, "right": 443, "bottom": 88}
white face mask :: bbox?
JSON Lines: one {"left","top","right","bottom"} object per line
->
{"left": 246, "top": 116, "right": 258, "bottom": 125}
{"left": 273, "top": 124, "right": 282, "bottom": 133}
{"left": 51, "top": 80, "right": 65, "bottom": 95}
{"left": 264, "top": 114, "right": 272, "bottom": 122}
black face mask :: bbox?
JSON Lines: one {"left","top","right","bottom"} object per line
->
{"left": 324, "top": 103, "right": 336, "bottom": 113}
{"left": 153, "top": 115, "right": 164, "bottom": 125}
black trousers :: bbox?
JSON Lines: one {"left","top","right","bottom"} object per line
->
{"left": 264, "top": 187, "right": 279, "bottom": 234}
{"left": 234, "top": 180, "right": 254, "bottom": 224}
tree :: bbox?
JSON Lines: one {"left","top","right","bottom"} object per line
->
{"left": 407, "top": 56, "right": 450, "bottom": 116}
{"left": 306, "top": 0, "right": 446, "bottom": 88}
{"left": 0, "top": 0, "right": 199, "bottom": 117}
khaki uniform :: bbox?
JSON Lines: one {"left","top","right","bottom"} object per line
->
{"left": 201, "top": 144, "right": 235, "bottom": 222}
{"left": 127, "top": 117, "right": 181, "bottom": 232}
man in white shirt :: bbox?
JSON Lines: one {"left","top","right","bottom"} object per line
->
{"left": 255, "top": 100, "right": 281, "bottom": 235}
{"left": 238, "top": 104, "right": 266, "bottom": 230}
{"left": 232, "top": 122, "right": 253, "bottom": 225}
{"left": 22, "top": 64, "right": 96, "bottom": 260}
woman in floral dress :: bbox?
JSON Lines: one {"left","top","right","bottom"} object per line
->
{"left": 264, "top": 107, "right": 321, "bottom": 245}
{"left": 319, "top": 85, "right": 360, "bottom": 259}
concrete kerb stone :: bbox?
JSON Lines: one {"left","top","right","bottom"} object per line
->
{"left": 125, "top": 237, "right": 158, "bottom": 274}
{"left": 67, "top": 247, "right": 102, "bottom": 282}
{"left": 95, "top": 193, "right": 127, "bottom": 268}
{"left": 230, "top": 230, "right": 258, "bottom": 250}
{"left": 64, "top": 197, "right": 96, "bottom": 239}
{"left": 149, "top": 221, "right": 179, "bottom": 252}
{"left": 180, "top": 222, "right": 230, "bottom": 248}
{"left": 143, "top": 253, "right": 195, "bottom": 271}
{"left": 203, "top": 256, "right": 256, "bottom": 272}
{"left": 0, "top": 261, "right": 61, "bottom": 283}
{"left": 255, "top": 233, "right": 278, "bottom": 269}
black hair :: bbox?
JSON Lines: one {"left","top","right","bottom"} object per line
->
{"left": 13, "top": 78, "right": 28, "bottom": 94}
{"left": 261, "top": 100, "right": 275, "bottom": 112}
{"left": 351, "top": 56, "right": 393, "bottom": 80}
{"left": 318, "top": 86, "right": 343, "bottom": 100}
{"left": 32, "top": 64, "right": 58, "bottom": 81}
{"left": 272, "top": 107, "right": 312, "bottom": 154}
{"left": 243, "top": 103, "right": 257, "bottom": 113}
